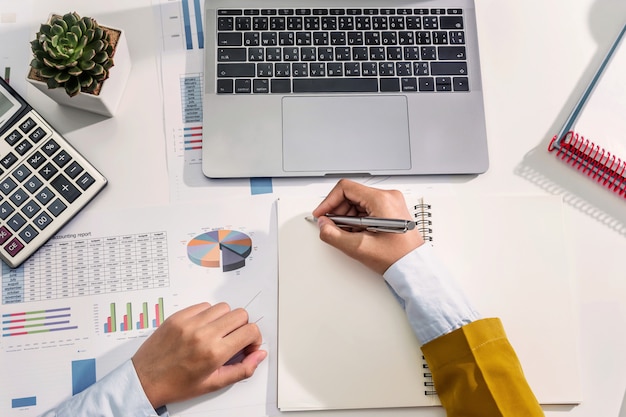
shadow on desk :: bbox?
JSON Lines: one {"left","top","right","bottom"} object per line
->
{"left": 515, "top": 146, "right": 626, "bottom": 236}
{"left": 515, "top": 0, "right": 626, "bottom": 237}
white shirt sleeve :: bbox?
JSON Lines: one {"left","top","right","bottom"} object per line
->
{"left": 383, "top": 243, "right": 481, "bottom": 346}
{"left": 38, "top": 359, "right": 168, "bottom": 417}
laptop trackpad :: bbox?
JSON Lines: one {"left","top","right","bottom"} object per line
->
{"left": 282, "top": 95, "right": 411, "bottom": 173}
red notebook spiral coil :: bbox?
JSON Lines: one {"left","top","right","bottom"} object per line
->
{"left": 548, "top": 131, "right": 626, "bottom": 198}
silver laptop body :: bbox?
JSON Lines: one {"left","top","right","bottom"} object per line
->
{"left": 202, "top": 0, "right": 488, "bottom": 178}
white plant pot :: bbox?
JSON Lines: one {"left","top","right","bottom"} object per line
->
{"left": 27, "top": 26, "right": 131, "bottom": 117}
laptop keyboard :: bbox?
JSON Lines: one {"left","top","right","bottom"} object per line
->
{"left": 215, "top": 8, "right": 470, "bottom": 94}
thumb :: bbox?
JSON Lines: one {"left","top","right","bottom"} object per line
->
{"left": 206, "top": 350, "right": 267, "bottom": 391}
{"left": 317, "top": 216, "right": 363, "bottom": 254}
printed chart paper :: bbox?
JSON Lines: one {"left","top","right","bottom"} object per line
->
{"left": 1, "top": 196, "right": 277, "bottom": 417}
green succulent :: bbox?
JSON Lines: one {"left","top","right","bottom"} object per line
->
{"left": 30, "top": 12, "right": 115, "bottom": 97}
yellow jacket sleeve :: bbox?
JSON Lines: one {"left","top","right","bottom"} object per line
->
{"left": 421, "top": 318, "right": 545, "bottom": 417}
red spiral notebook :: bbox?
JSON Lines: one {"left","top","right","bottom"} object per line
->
{"left": 548, "top": 23, "right": 626, "bottom": 197}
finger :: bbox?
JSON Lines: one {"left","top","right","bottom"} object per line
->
{"left": 166, "top": 302, "right": 214, "bottom": 327}
{"left": 317, "top": 216, "right": 368, "bottom": 256}
{"left": 208, "top": 321, "right": 263, "bottom": 369}
{"left": 192, "top": 302, "right": 232, "bottom": 327}
{"left": 206, "top": 349, "right": 267, "bottom": 391}
{"left": 313, "top": 179, "right": 375, "bottom": 217}
{"left": 202, "top": 307, "right": 251, "bottom": 339}
{"left": 223, "top": 321, "right": 263, "bottom": 352}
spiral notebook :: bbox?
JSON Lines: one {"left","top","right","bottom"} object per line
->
{"left": 548, "top": 23, "right": 626, "bottom": 197}
{"left": 277, "top": 193, "right": 582, "bottom": 411}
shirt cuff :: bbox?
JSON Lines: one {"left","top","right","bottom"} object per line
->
{"left": 383, "top": 244, "right": 481, "bottom": 345}
{"left": 40, "top": 359, "right": 167, "bottom": 417}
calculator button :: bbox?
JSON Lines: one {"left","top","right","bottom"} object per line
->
{"left": 29, "top": 127, "right": 47, "bottom": 143}
{"left": 28, "top": 151, "right": 46, "bottom": 169}
{"left": 48, "top": 198, "right": 67, "bottom": 217}
{"left": 0, "top": 177, "right": 17, "bottom": 195}
{"left": 12, "top": 165, "right": 32, "bottom": 182}
{"left": 21, "top": 200, "right": 41, "bottom": 218}
{"left": 52, "top": 150, "right": 72, "bottom": 167}
{"left": 35, "top": 187, "right": 54, "bottom": 205}
{"left": 19, "top": 118, "right": 36, "bottom": 134}
{"left": 42, "top": 139, "right": 60, "bottom": 156}
{"left": 18, "top": 225, "right": 38, "bottom": 243}
{"left": 15, "top": 140, "right": 33, "bottom": 156}
{"left": 7, "top": 213, "right": 26, "bottom": 231}
{"left": 9, "top": 188, "right": 28, "bottom": 207}
{"left": 39, "top": 163, "right": 58, "bottom": 180}
{"left": 0, "top": 226, "right": 12, "bottom": 244}
{"left": 77, "top": 172, "right": 95, "bottom": 190}
{"left": 4, "top": 237, "right": 24, "bottom": 257}
{"left": 5, "top": 130, "right": 23, "bottom": 146}
{"left": 24, "top": 176, "right": 44, "bottom": 194}
{"left": 51, "top": 174, "right": 81, "bottom": 203}
{"left": 0, "top": 201, "right": 14, "bottom": 219}
{"left": 33, "top": 211, "right": 53, "bottom": 230}
{"left": 1, "top": 152, "right": 18, "bottom": 169}
{"left": 64, "top": 161, "right": 83, "bottom": 179}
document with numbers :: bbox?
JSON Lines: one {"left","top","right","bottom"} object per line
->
{"left": 0, "top": 195, "right": 277, "bottom": 417}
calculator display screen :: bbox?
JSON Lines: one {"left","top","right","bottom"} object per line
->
{"left": 0, "top": 84, "right": 22, "bottom": 127}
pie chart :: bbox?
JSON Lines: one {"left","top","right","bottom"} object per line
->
{"left": 187, "top": 230, "right": 252, "bottom": 272}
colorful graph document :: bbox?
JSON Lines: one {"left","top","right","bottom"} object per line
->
{"left": 0, "top": 195, "right": 277, "bottom": 417}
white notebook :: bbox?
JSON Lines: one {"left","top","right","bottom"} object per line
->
{"left": 277, "top": 193, "right": 582, "bottom": 411}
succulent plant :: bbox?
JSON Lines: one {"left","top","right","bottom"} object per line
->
{"left": 30, "top": 12, "right": 115, "bottom": 97}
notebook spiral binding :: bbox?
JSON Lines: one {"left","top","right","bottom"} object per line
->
{"left": 548, "top": 131, "right": 626, "bottom": 198}
{"left": 420, "top": 356, "right": 437, "bottom": 396}
{"left": 413, "top": 199, "right": 433, "bottom": 242}
{"left": 414, "top": 200, "right": 438, "bottom": 396}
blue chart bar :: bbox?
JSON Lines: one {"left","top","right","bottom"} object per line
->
{"left": 193, "top": 0, "right": 204, "bottom": 49}
{"left": 12, "top": 396, "right": 36, "bottom": 408}
{"left": 72, "top": 359, "right": 96, "bottom": 395}
{"left": 181, "top": 0, "right": 193, "bottom": 50}
{"left": 250, "top": 178, "right": 273, "bottom": 195}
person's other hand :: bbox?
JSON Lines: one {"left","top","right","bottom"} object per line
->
{"left": 312, "top": 179, "right": 424, "bottom": 274}
{"left": 131, "top": 302, "right": 266, "bottom": 408}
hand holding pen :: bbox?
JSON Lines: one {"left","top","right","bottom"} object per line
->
{"left": 306, "top": 214, "right": 416, "bottom": 233}
{"left": 311, "top": 179, "right": 424, "bottom": 275}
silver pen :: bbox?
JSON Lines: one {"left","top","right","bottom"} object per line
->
{"left": 305, "top": 215, "right": 416, "bottom": 233}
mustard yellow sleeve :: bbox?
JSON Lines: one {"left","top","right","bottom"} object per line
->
{"left": 421, "top": 318, "right": 544, "bottom": 417}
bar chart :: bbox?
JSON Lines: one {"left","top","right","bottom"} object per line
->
{"left": 2, "top": 307, "right": 77, "bottom": 338}
{"left": 104, "top": 298, "right": 165, "bottom": 333}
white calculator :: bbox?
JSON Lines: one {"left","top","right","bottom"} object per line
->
{"left": 0, "top": 77, "right": 107, "bottom": 268}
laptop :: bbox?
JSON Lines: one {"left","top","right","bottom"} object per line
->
{"left": 202, "top": 0, "right": 489, "bottom": 178}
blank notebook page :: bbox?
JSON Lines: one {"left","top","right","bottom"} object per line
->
{"left": 277, "top": 194, "right": 581, "bottom": 411}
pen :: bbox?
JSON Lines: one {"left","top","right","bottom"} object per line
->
{"left": 305, "top": 215, "right": 416, "bottom": 233}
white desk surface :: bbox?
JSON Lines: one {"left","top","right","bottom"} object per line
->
{"left": 2, "top": 0, "right": 626, "bottom": 416}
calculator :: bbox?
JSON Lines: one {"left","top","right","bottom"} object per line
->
{"left": 0, "top": 77, "right": 107, "bottom": 268}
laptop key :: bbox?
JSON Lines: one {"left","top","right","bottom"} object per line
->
{"left": 253, "top": 79, "right": 270, "bottom": 93}
{"left": 271, "top": 79, "right": 292, "bottom": 93}
{"left": 218, "top": 33, "right": 242, "bottom": 46}
{"left": 217, "top": 63, "right": 256, "bottom": 77}
{"left": 440, "top": 16, "right": 464, "bottom": 30}
{"left": 380, "top": 78, "right": 401, "bottom": 92}
{"left": 217, "top": 79, "right": 234, "bottom": 93}
{"left": 453, "top": 77, "right": 469, "bottom": 91}
{"left": 401, "top": 77, "right": 418, "bottom": 92}
{"left": 218, "top": 48, "right": 247, "bottom": 62}
{"left": 293, "top": 78, "right": 377, "bottom": 93}
{"left": 438, "top": 46, "right": 466, "bottom": 60}
{"left": 235, "top": 79, "right": 252, "bottom": 93}
{"left": 435, "top": 77, "right": 452, "bottom": 91}
{"left": 431, "top": 62, "right": 467, "bottom": 75}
